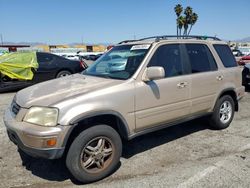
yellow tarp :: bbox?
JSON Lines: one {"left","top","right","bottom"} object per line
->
{"left": 0, "top": 52, "right": 39, "bottom": 80}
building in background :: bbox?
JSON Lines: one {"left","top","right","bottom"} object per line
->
{"left": 47, "top": 44, "right": 107, "bottom": 56}
{"left": 36, "top": 45, "right": 50, "bottom": 52}
{"left": 0, "top": 45, "right": 30, "bottom": 52}
{"left": 0, "top": 44, "right": 108, "bottom": 56}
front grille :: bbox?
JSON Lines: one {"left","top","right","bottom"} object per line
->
{"left": 11, "top": 100, "right": 21, "bottom": 116}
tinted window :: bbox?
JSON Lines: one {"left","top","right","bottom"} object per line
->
{"left": 214, "top": 44, "right": 237, "bottom": 67}
{"left": 185, "top": 44, "right": 217, "bottom": 73}
{"left": 148, "top": 44, "right": 184, "bottom": 77}
{"left": 37, "top": 53, "right": 54, "bottom": 62}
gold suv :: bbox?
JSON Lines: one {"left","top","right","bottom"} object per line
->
{"left": 4, "top": 35, "right": 245, "bottom": 183}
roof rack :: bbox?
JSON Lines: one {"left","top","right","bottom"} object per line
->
{"left": 118, "top": 35, "right": 221, "bottom": 44}
{"left": 118, "top": 40, "right": 138, "bottom": 44}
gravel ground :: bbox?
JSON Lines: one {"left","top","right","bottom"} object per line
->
{"left": 0, "top": 91, "right": 250, "bottom": 188}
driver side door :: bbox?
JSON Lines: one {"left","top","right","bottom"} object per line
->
{"left": 135, "top": 43, "right": 191, "bottom": 131}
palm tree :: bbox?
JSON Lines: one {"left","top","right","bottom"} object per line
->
{"left": 183, "top": 6, "right": 193, "bottom": 36}
{"left": 177, "top": 16, "right": 185, "bottom": 37}
{"left": 174, "top": 4, "right": 183, "bottom": 36}
{"left": 188, "top": 13, "right": 198, "bottom": 35}
{"left": 174, "top": 4, "right": 198, "bottom": 37}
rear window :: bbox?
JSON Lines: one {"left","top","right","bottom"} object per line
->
{"left": 213, "top": 44, "right": 237, "bottom": 67}
{"left": 37, "top": 53, "right": 54, "bottom": 62}
{"left": 185, "top": 44, "right": 217, "bottom": 73}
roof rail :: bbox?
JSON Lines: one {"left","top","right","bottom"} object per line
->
{"left": 118, "top": 40, "right": 138, "bottom": 44}
{"left": 118, "top": 35, "right": 221, "bottom": 44}
{"left": 141, "top": 35, "right": 221, "bottom": 42}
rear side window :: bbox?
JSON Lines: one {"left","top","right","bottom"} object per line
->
{"left": 148, "top": 44, "right": 184, "bottom": 77}
{"left": 185, "top": 44, "right": 217, "bottom": 73}
{"left": 37, "top": 53, "right": 54, "bottom": 63}
{"left": 213, "top": 44, "right": 237, "bottom": 67}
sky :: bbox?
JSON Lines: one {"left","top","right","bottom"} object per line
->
{"left": 0, "top": 0, "right": 249, "bottom": 44}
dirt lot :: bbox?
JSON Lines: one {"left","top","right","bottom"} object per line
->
{"left": 0, "top": 91, "right": 250, "bottom": 188}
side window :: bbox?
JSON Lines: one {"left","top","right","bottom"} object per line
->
{"left": 213, "top": 44, "right": 237, "bottom": 68}
{"left": 37, "top": 53, "right": 54, "bottom": 63}
{"left": 185, "top": 44, "right": 217, "bottom": 73}
{"left": 148, "top": 44, "right": 184, "bottom": 77}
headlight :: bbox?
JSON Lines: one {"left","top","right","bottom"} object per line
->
{"left": 23, "top": 107, "right": 59, "bottom": 127}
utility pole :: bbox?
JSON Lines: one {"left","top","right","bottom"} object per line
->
{"left": 0, "top": 34, "right": 3, "bottom": 45}
{"left": 81, "top": 36, "right": 84, "bottom": 45}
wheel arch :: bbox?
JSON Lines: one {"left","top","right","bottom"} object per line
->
{"left": 62, "top": 111, "right": 131, "bottom": 156}
{"left": 216, "top": 88, "right": 238, "bottom": 111}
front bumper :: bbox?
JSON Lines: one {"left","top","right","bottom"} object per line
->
{"left": 4, "top": 107, "right": 70, "bottom": 159}
{"left": 6, "top": 128, "right": 64, "bottom": 159}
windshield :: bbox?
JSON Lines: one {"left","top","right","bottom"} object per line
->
{"left": 83, "top": 44, "right": 151, "bottom": 80}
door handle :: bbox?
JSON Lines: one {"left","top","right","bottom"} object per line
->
{"left": 177, "top": 82, "right": 188, "bottom": 88}
{"left": 216, "top": 75, "right": 223, "bottom": 81}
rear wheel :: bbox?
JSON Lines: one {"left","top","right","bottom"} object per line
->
{"left": 209, "top": 95, "right": 235, "bottom": 129}
{"left": 56, "top": 70, "right": 71, "bottom": 78}
{"left": 66, "top": 125, "right": 122, "bottom": 183}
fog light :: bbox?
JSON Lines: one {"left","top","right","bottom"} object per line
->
{"left": 46, "top": 138, "right": 57, "bottom": 147}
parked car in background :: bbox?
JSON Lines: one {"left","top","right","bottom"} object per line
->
{"left": 238, "top": 48, "right": 250, "bottom": 55}
{"left": 81, "top": 54, "right": 103, "bottom": 61}
{"left": 242, "top": 63, "right": 250, "bottom": 88}
{"left": 232, "top": 49, "right": 244, "bottom": 57}
{"left": 238, "top": 54, "right": 250, "bottom": 65}
{"left": 62, "top": 54, "right": 80, "bottom": 61}
{"left": 232, "top": 49, "right": 244, "bottom": 64}
{"left": 0, "top": 52, "right": 88, "bottom": 92}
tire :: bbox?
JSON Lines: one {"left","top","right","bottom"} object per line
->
{"left": 66, "top": 125, "right": 122, "bottom": 183}
{"left": 56, "top": 70, "right": 71, "bottom": 78}
{"left": 209, "top": 95, "right": 235, "bottom": 129}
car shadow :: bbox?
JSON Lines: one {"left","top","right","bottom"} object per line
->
{"left": 122, "top": 118, "right": 209, "bottom": 159}
{"left": 18, "top": 149, "right": 70, "bottom": 181}
{"left": 18, "top": 118, "right": 209, "bottom": 184}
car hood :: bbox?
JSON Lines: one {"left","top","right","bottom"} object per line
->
{"left": 16, "top": 74, "right": 123, "bottom": 108}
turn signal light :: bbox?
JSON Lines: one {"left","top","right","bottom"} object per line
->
{"left": 46, "top": 138, "right": 57, "bottom": 147}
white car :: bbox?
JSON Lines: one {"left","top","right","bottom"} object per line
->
{"left": 238, "top": 48, "right": 250, "bottom": 55}
{"left": 62, "top": 54, "right": 80, "bottom": 61}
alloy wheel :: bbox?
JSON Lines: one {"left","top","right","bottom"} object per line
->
{"left": 80, "top": 137, "right": 114, "bottom": 173}
{"left": 219, "top": 101, "right": 232, "bottom": 124}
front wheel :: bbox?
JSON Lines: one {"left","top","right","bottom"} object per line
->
{"left": 209, "top": 95, "right": 235, "bottom": 129}
{"left": 66, "top": 125, "right": 122, "bottom": 183}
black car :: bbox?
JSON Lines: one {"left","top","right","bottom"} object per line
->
{"left": 242, "top": 63, "right": 250, "bottom": 89}
{"left": 0, "top": 52, "right": 88, "bottom": 92}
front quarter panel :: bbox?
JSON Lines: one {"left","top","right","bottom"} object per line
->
{"left": 55, "top": 81, "right": 136, "bottom": 133}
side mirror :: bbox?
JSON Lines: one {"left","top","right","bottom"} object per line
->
{"left": 143, "top": 66, "right": 165, "bottom": 82}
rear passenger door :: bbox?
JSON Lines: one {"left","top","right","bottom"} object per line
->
{"left": 213, "top": 44, "right": 241, "bottom": 89}
{"left": 184, "top": 44, "right": 222, "bottom": 114}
